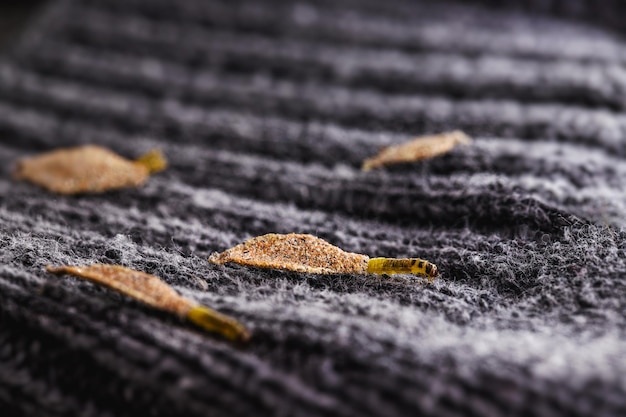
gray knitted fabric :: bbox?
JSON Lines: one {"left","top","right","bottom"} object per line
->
{"left": 1, "top": 0, "right": 626, "bottom": 415}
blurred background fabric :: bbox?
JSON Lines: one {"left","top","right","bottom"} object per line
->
{"left": 1, "top": 0, "right": 626, "bottom": 416}
{"left": 0, "top": 1, "right": 46, "bottom": 49}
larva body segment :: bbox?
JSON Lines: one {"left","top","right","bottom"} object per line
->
{"left": 187, "top": 306, "right": 250, "bottom": 344}
{"left": 134, "top": 148, "right": 168, "bottom": 174}
{"left": 367, "top": 258, "right": 439, "bottom": 281}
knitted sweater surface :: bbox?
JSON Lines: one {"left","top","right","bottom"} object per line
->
{"left": 1, "top": 0, "right": 625, "bottom": 416}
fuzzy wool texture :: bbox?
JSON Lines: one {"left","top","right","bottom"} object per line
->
{"left": 1, "top": 0, "right": 626, "bottom": 416}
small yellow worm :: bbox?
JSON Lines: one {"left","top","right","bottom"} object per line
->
{"left": 186, "top": 305, "right": 250, "bottom": 344}
{"left": 367, "top": 258, "right": 438, "bottom": 281}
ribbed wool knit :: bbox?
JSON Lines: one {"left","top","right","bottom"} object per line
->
{"left": 1, "top": 0, "right": 625, "bottom": 416}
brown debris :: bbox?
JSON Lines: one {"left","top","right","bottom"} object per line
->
{"left": 362, "top": 130, "right": 472, "bottom": 170}
{"left": 13, "top": 145, "right": 167, "bottom": 194}
{"left": 46, "top": 264, "right": 250, "bottom": 343}
{"left": 209, "top": 233, "right": 370, "bottom": 275}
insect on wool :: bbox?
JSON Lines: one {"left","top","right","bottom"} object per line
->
{"left": 209, "top": 233, "right": 439, "bottom": 281}
{"left": 14, "top": 145, "right": 167, "bottom": 194}
{"left": 362, "top": 130, "right": 472, "bottom": 170}
{"left": 46, "top": 264, "right": 250, "bottom": 343}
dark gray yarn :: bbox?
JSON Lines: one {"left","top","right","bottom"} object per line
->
{"left": 1, "top": 0, "right": 626, "bottom": 416}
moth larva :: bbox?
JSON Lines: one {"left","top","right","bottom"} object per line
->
{"left": 209, "top": 233, "right": 439, "bottom": 281}
{"left": 366, "top": 258, "right": 438, "bottom": 281}
{"left": 362, "top": 130, "right": 472, "bottom": 170}
{"left": 46, "top": 264, "right": 250, "bottom": 343}
{"left": 14, "top": 145, "right": 167, "bottom": 194}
